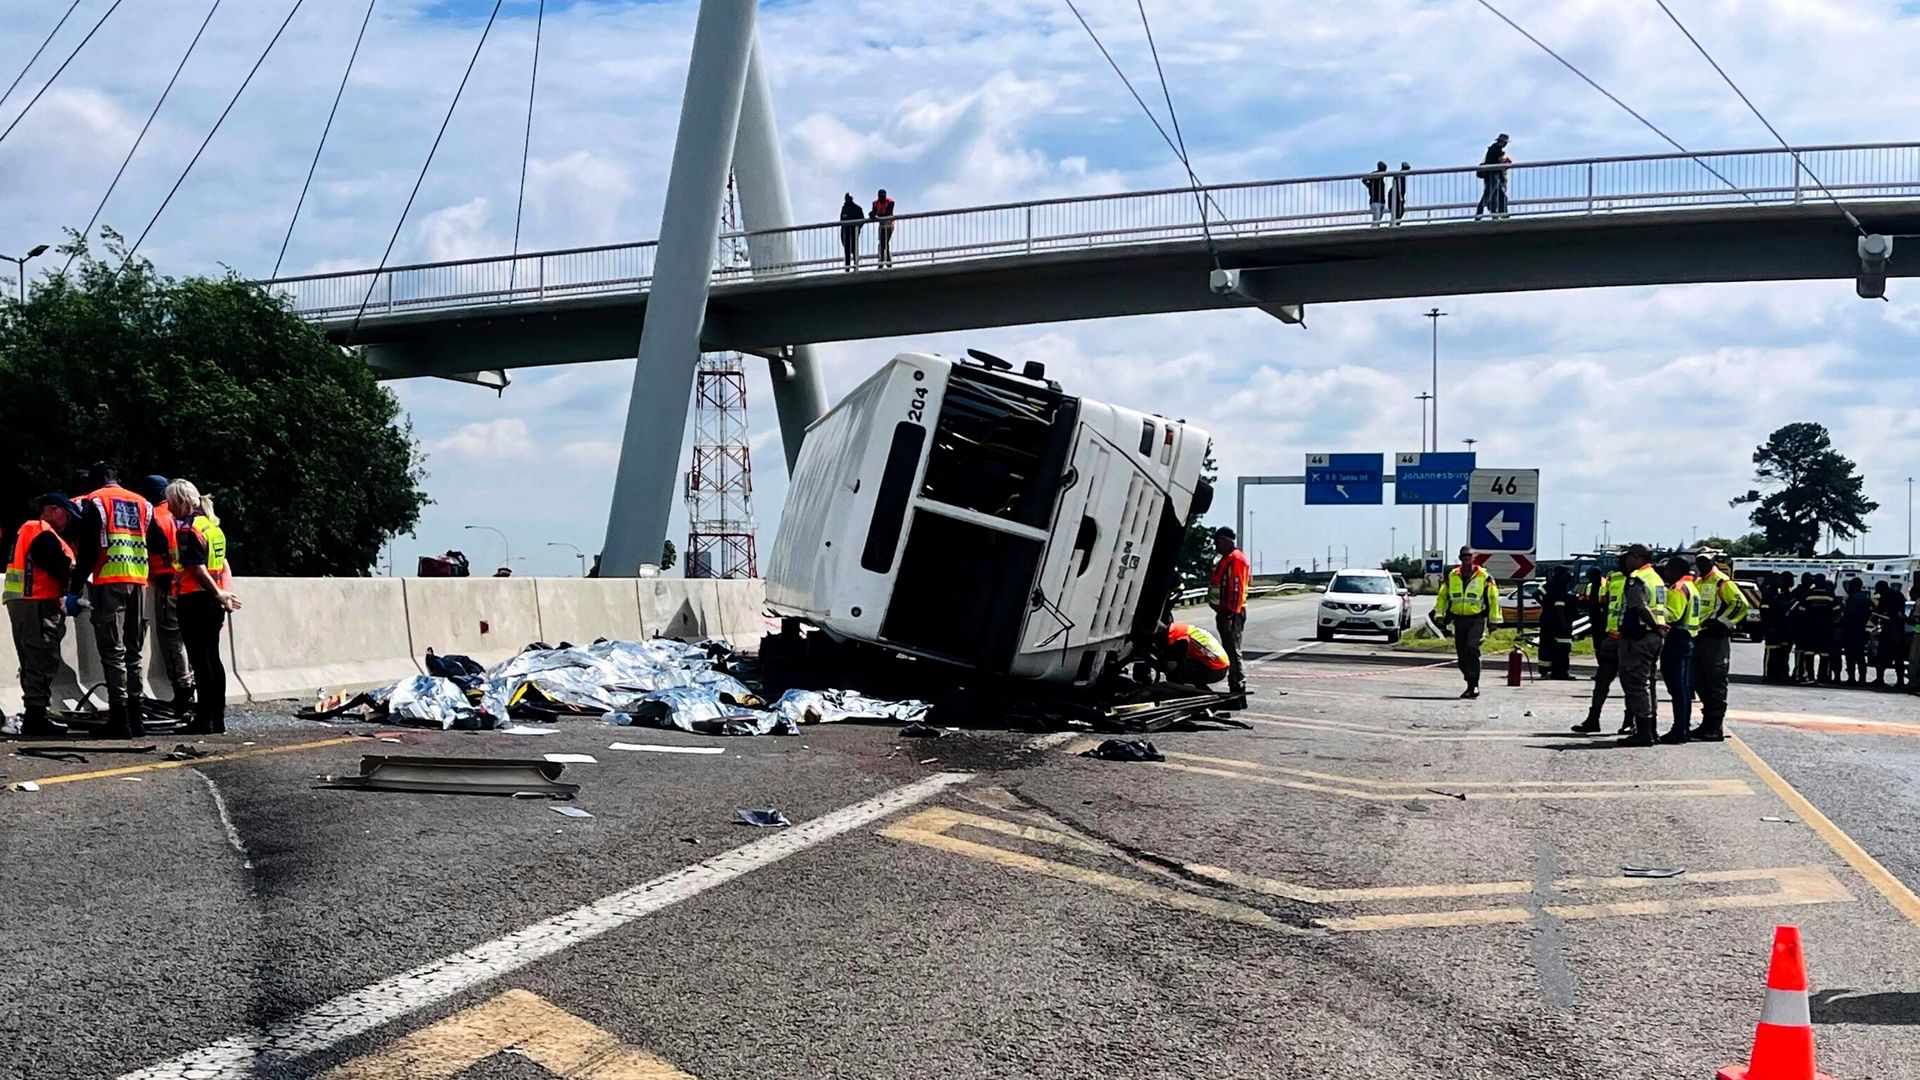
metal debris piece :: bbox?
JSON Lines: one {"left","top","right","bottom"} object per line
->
{"left": 551, "top": 806, "right": 594, "bottom": 819}
{"left": 13, "top": 780, "right": 40, "bottom": 792}
{"left": 1761, "top": 816, "right": 1798, "bottom": 824}
{"left": 736, "top": 808, "right": 791, "bottom": 828}
{"left": 1426, "top": 788, "right": 1468, "bottom": 800}
{"left": 316, "top": 755, "right": 579, "bottom": 799}
{"left": 1621, "top": 865, "right": 1685, "bottom": 878}
{"left": 164, "top": 744, "right": 210, "bottom": 761}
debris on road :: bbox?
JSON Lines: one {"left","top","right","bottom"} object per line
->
{"left": 12, "top": 780, "right": 40, "bottom": 792}
{"left": 1621, "top": 865, "right": 1685, "bottom": 878}
{"left": 497, "top": 722, "right": 559, "bottom": 736}
{"left": 736, "top": 808, "right": 792, "bottom": 828}
{"left": 316, "top": 755, "right": 580, "bottom": 799}
{"left": 1426, "top": 788, "right": 1468, "bottom": 800}
{"left": 1081, "top": 738, "right": 1165, "bottom": 762}
{"left": 1760, "top": 816, "right": 1799, "bottom": 824}
{"left": 607, "top": 743, "right": 724, "bottom": 755}
{"left": 551, "top": 806, "right": 594, "bottom": 819}
{"left": 15, "top": 746, "right": 103, "bottom": 763}
{"left": 900, "top": 722, "right": 947, "bottom": 738}
{"left": 164, "top": 744, "right": 210, "bottom": 761}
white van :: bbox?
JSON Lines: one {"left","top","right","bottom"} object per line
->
{"left": 766, "top": 351, "right": 1213, "bottom": 688}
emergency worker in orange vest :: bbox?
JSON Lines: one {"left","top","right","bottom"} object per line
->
{"left": 1208, "top": 527, "right": 1250, "bottom": 694}
{"left": 5, "top": 494, "right": 82, "bottom": 736}
{"left": 137, "top": 474, "right": 195, "bottom": 716}
{"left": 75, "top": 461, "right": 160, "bottom": 738}
{"left": 167, "top": 479, "right": 241, "bottom": 735}
{"left": 1160, "top": 621, "right": 1231, "bottom": 689}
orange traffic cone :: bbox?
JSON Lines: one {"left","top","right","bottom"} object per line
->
{"left": 1718, "top": 925, "right": 1834, "bottom": 1080}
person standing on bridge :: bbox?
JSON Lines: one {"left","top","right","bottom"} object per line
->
{"left": 870, "top": 188, "right": 897, "bottom": 268}
{"left": 1392, "top": 162, "right": 1410, "bottom": 224}
{"left": 1614, "top": 544, "right": 1669, "bottom": 747}
{"left": 1207, "top": 527, "right": 1249, "bottom": 695}
{"left": 76, "top": 461, "right": 155, "bottom": 738}
{"left": 839, "top": 193, "right": 864, "bottom": 271}
{"left": 1688, "top": 553, "right": 1748, "bottom": 741}
{"left": 167, "top": 480, "right": 240, "bottom": 735}
{"left": 1364, "top": 162, "right": 1388, "bottom": 224}
{"left": 1432, "top": 546, "right": 1500, "bottom": 699}
{"left": 1475, "top": 134, "right": 1510, "bottom": 218}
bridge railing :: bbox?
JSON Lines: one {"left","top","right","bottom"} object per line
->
{"left": 266, "top": 143, "right": 1920, "bottom": 323}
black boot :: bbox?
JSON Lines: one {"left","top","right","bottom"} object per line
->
{"left": 1618, "top": 718, "right": 1655, "bottom": 746}
{"left": 1571, "top": 717, "right": 1601, "bottom": 734}
{"left": 126, "top": 697, "right": 146, "bottom": 739}
{"left": 1615, "top": 715, "right": 1635, "bottom": 737}
{"left": 1658, "top": 725, "right": 1690, "bottom": 745}
{"left": 101, "top": 703, "right": 132, "bottom": 739}
{"left": 20, "top": 706, "right": 66, "bottom": 737}
{"left": 1460, "top": 685, "right": 1479, "bottom": 699}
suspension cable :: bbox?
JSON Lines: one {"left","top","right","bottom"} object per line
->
{"left": 345, "top": 0, "right": 506, "bottom": 342}
{"left": 1651, "top": 0, "right": 1863, "bottom": 235}
{"left": 68, "top": 0, "right": 225, "bottom": 275}
{"left": 275, "top": 0, "right": 380, "bottom": 278}
{"left": 1473, "top": 0, "right": 1751, "bottom": 201}
{"left": 122, "top": 0, "right": 307, "bottom": 268}
{"left": 0, "top": 0, "right": 125, "bottom": 149}
{"left": 508, "top": 0, "right": 545, "bottom": 292}
{"left": 1134, "top": 0, "right": 1220, "bottom": 264}
{"left": 0, "top": 0, "right": 85, "bottom": 118}
{"left": 1059, "top": 0, "right": 1236, "bottom": 234}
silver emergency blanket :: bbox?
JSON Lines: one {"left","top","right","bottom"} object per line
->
{"left": 617, "top": 686, "right": 796, "bottom": 737}
{"left": 771, "top": 688, "right": 931, "bottom": 726}
{"left": 385, "top": 676, "right": 481, "bottom": 730}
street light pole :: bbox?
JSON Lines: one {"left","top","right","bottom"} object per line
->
{"left": 1425, "top": 308, "right": 1446, "bottom": 566}
{"left": 547, "top": 541, "right": 588, "bottom": 576}
{"left": 1415, "top": 391, "right": 1433, "bottom": 568}
{"left": 0, "top": 243, "right": 50, "bottom": 304}
{"left": 464, "top": 524, "right": 510, "bottom": 570}
{"left": 1908, "top": 477, "right": 1913, "bottom": 557}
{"left": 1602, "top": 519, "right": 1611, "bottom": 546}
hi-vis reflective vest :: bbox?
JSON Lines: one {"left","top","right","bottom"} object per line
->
{"left": 1603, "top": 571, "right": 1628, "bottom": 635}
{"left": 1168, "top": 622, "right": 1230, "bottom": 671}
{"left": 1434, "top": 565, "right": 1501, "bottom": 623}
{"left": 84, "top": 484, "right": 151, "bottom": 586}
{"left": 176, "top": 514, "right": 229, "bottom": 596}
{"left": 1666, "top": 574, "right": 1706, "bottom": 634}
{"left": 1627, "top": 565, "right": 1670, "bottom": 633}
{"left": 149, "top": 503, "right": 183, "bottom": 577}
{"left": 1208, "top": 549, "right": 1249, "bottom": 612}
{"left": 1699, "top": 566, "right": 1751, "bottom": 627}
{"left": 4, "top": 519, "right": 73, "bottom": 603}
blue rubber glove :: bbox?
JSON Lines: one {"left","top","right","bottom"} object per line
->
{"left": 62, "top": 594, "right": 83, "bottom": 618}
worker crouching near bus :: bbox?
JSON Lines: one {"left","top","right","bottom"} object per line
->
{"left": 5, "top": 494, "right": 82, "bottom": 736}
{"left": 1159, "top": 621, "right": 1231, "bottom": 691}
{"left": 165, "top": 481, "right": 241, "bottom": 735}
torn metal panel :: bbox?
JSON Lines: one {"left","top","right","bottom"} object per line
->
{"left": 316, "top": 755, "right": 579, "bottom": 799}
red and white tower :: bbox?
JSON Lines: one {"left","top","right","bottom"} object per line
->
{"left": 684, "top": 175, "right": 758, "bottom": 579}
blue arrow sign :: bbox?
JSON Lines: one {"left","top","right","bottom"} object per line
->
{"left": 1305, "top": 453, "right": 1384, "bottom": 505}
{"left": 1469, "top": 500, "right": 1537, "bottom": 552}
{"left": 1394, "top": 452, "right": 1477, "bottom": 505}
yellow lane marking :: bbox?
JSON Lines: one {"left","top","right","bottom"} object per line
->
{"left": 882, "top": 808, "right": 1850, "bottom": 933}
{"left": 1139, "top": 749, "right": 1752, "bottom": 801}
{"left": 879, "top": 808, "right": 1307, "bottom": 933}
{"left": 1729, "top": 734, "right": 1920, "bottom": 932}
{"left": 320, "top": 988, "right": 695, "bottom": 1080}
{"left": 1727, "top": 708, "right": 1920, "bottom": 737}
{"left": 1242, "top": 714, "right": 1545, "bottom": 740}
{"left": 8, "top": 736, "right": 361, "bottom": 789}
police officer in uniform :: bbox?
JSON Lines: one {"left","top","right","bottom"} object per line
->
{"left": 1432, "top": 546, "right": 1501, "bottom": 699}
{"left": 1571, "top": 566, "right": 1626, "bottom": 734}
{"left": 1654, "top": 557, "right": 1701, "bottom": 744}
{"left": 1689, "top": 554, "right": 1749, "bottom": 741}
{"left": 1615, "top": 544, "right": 1669, "bottom": 747}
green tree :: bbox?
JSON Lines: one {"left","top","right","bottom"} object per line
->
{"left": 1731, "top": 422, "right": 1878, "bottom": 557}
{"left": 1381, "top": 554, "right": 1422, "bottom": 577}
{"left": 1176, "top": 449, "right": 1222, "bottom": 587}
{"left": 1699, "top": 532, "right": 1771, "bottom": 557}
{"left": 0, "top": 230, "right": 426, "bottom": 575}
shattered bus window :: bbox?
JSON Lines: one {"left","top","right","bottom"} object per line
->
{"left": 918, "top": 370, "right": 1068, "bottom": 530}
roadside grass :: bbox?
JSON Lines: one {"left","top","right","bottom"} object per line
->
{"left": 1397, "top": 628, "right": 1596, "bottom": 657}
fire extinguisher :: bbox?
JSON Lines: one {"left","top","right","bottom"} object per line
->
{"left": 1506, "top": 645, "right": 1525, "bottom": 686}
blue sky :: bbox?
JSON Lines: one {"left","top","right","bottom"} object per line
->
{"left": 3, "top": 0, "right": 1919, "bottom": 575}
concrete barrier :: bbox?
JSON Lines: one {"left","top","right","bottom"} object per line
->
{"left": 712, "top": 579, "right": 768, "bottom": 649}
{"left": 402, "top": 576, "right": 542, "bottom": 668}
{"left": 534, "top": 578, "right": 644, "bottom": 645}
{"left": 637, "top": 578, "right": 702, "bottom": 639}
{"left": 229, "top": 577, "right": 417, "bottom": 701}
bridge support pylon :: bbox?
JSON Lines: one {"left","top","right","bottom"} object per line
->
{"left": 603, "top": 0, "right": 819, "bottom": 577}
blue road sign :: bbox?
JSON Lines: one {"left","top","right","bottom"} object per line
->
{"left": 1424, "top": 558, "right": 1444, "bottom": 575}
{"left": 1469, "top": 500, "right": 1537, "bottom": 552}
{"left": 1393, "top": 452, "right": 1477, "bottom": 505}
{"left": 1304, "top": 453, "right": 1383, "bottom": 505}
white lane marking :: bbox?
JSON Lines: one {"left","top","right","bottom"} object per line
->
{"left": 119, "top": 771, "right": 974, "bottom": 1080}
{"left": 195, "top": 769, "right": 252, "bottom": 871}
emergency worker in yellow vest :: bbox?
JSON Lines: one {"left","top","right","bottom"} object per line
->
{"left": 1688, "top": 554, "right": 1750, "bottom": 741}
{"left": 5, "top": 494, "right": 82, "bottom": 736}
{"left": 137, "top": 474, "right": 195, "bottom": 716}
{"left": 1615, "top": 544, "right": 1669, "bottom": 747}
{"left": 1431, "top": 546, "right": 1501, "bottom": 699}
{"left": 166, "top": 480, "right": 241, "bottom": 735}
{"left": 76, "top": 461, "right": 158, "bottom": 738}
{"left": 1572, "top": 568, "right": 1628, "bottom": 735}
{"left": 1654, "top": 557, "right": 1704, "bottom": 744}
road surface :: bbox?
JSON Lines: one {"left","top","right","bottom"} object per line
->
{"left": 3, "top": 595, "right": 1916, "bottom": 1079}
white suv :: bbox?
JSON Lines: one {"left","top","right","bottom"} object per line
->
{"left": 1317, "top": 569, "right": 1408, "bottom": 644}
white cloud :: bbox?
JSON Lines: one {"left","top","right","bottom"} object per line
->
{"left": 417, "top": 197, "right": 498, "bottom": 263}
{"left": 559, "top": 438, "right": 620, "bottom": 467}
{"left": 427, "top": 417, "right": 533, "bottom": 462}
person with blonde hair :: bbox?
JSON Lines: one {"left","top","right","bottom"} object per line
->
{"left": 164, "top": 480, "right": 241, "bottom": 734}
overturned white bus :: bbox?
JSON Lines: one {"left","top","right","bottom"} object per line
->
{"left": 765, "top": 350, "right": 1212, "bottom": 691}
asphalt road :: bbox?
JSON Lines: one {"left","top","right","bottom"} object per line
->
{"left": 4, "top": 595, "right": 1917, "bottom": 1079}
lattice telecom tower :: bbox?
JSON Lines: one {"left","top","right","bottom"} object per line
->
{"left": 683, "top": 175, "right": 758, "bottom": 579}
